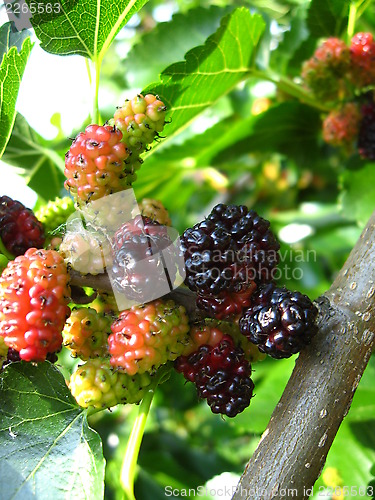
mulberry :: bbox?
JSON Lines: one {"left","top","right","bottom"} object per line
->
{"left": 239, "top": 284, "right": 318, "bottom": 358}
{"left": 108, "top": 299, "right": 190, "bottom": 375}
{"left": 0, "top": 249, "right": 71, "bottom": 361}
{"left": 0, "top": 196, "right": 45, "bottom": 256}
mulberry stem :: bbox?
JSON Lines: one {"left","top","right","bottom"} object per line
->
{"left": 120, "top": 366, "right": 170, "bottom": 500}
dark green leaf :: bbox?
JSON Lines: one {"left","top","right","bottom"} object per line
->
{"left": 134, "top": 115, "right": 256, "bottom": 231}
{"left": 2, "top": 114, "right": 67, "bottom": 200}
{"left": 307, "top": 0, "right": 350, "bottom": 37}
{"left": 0, "top": 24, "right": 33, "bottom": 159}
{"left": 125, "top": 5, "right": 234, "bottom": 88}
{"left": 144, "top": 8, "right": 265, "bottom": 144}
{"left": 217, "top": 102, "right": 322, "bottom": 166}
{"left": 30, "top": 0, "right": 149, "bottom": 59}
{"left": 340, "top": 163, "right": 375, "bottom": 226}
{"left": 0, "top": 362, "right": 105, "bottom": 500}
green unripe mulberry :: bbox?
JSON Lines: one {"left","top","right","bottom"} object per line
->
{"left": 69, "top": 358, "right": 154, "bottom": 409}
{"left": 36, "top": 197, "right": 75, "bottom": 234}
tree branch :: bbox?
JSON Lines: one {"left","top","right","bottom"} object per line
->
{"left": 232, "top": 212, "right": 375, "bottom": 499}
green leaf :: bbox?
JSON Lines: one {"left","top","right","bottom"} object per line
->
{"left": 0, "top": 362, "right": 105, "bottom": 500}
{"left": 30, "top": 0, "right": 149, "bottom": 60}
{"left": 217, "top": 102, "right": 322, "bottom": 166}
{"left": 340, "top": 163, "right": 375, "bottom": 226}
{"left": 144, "top": 8, "right": 265, "bottom": 143}
{"left": 244, "top": 0, "right": 291, "bottom": 20}
{"left": 0, "top": 24, "right": 33, "bottom": 160}
{"left": 0, "top": 23, "right": 31, "bottom": 60}
{"left": 234, "top": 357, "right": 295, "bottom": 433}
{"left": 134, "top": 114, "right": 257, "bottom": 231}
{"left": 307, "top": 0, "right": 350, "bottom": 37}
{"left": 323, "top": 421, "right": 375, "bottom": 490}
{"left": 125, "top": 5, "right": 235, "bottom": 89}
{"left": 2, "top": 114, "right": 67, "bottom": 201}
{"left": 346, "top": 355, "right": 375, "bottom": 423}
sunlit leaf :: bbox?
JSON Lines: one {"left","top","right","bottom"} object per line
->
{"left": 125, "top": 5, "right": 234, "bottom": 88}
{"left": 144, "top": 8, "right": 265, "bottom": 143}
{"left": 30, "top": 0, "right": 149, "bottom": 60}
{"left": 0, "top": 23, "right": 33, "bottom": 159}
{"left": 2, "top": 114, "right": 66, "bottom": 200}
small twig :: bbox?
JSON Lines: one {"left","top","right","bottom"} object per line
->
{"left": 69, "top": 269, "right": 204, "bottom": 320}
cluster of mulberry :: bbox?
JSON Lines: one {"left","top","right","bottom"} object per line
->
{"left": 0, "top": 91, "right": 319, "bottom": 420}
{"left": 302, "top": 34, "right": 375, "bottom": 158}
{"left": 0, "top": 93, "right": 173, "bottom": 412}
{"left": 174, "top": 203, "right": 318, "bottom": 415}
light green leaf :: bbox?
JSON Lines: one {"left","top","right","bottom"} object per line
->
{"left": 2, "top": 114, "right": 67, "bottom": 201}
{"left": 322, "top": 421, "right": 375, "bottom": 491}
{"left": 346, "top": 355, "right": 375, "bottom": 423}
{"left": 144, "top": 8, "right": 266, "bottom": 144}
{"left": 0, "top": 23, "right": 31, "bottom": 60}
{"left": 234, "top": 357, "right": 295, "bottom": 433}
{"left": 30, "top": 0, "right": 148, "bottom": 60}
{"left": 340, "top": 163, "right": 375, "bottom": 226}
{"left": 0, "top": 362, "right": 105, "bottom": 500}
{"left": 124, "top": 5, "right": 234, "bottom": 88}
{"left": 0, "top": 24, "right": 33, "bottom": 159}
